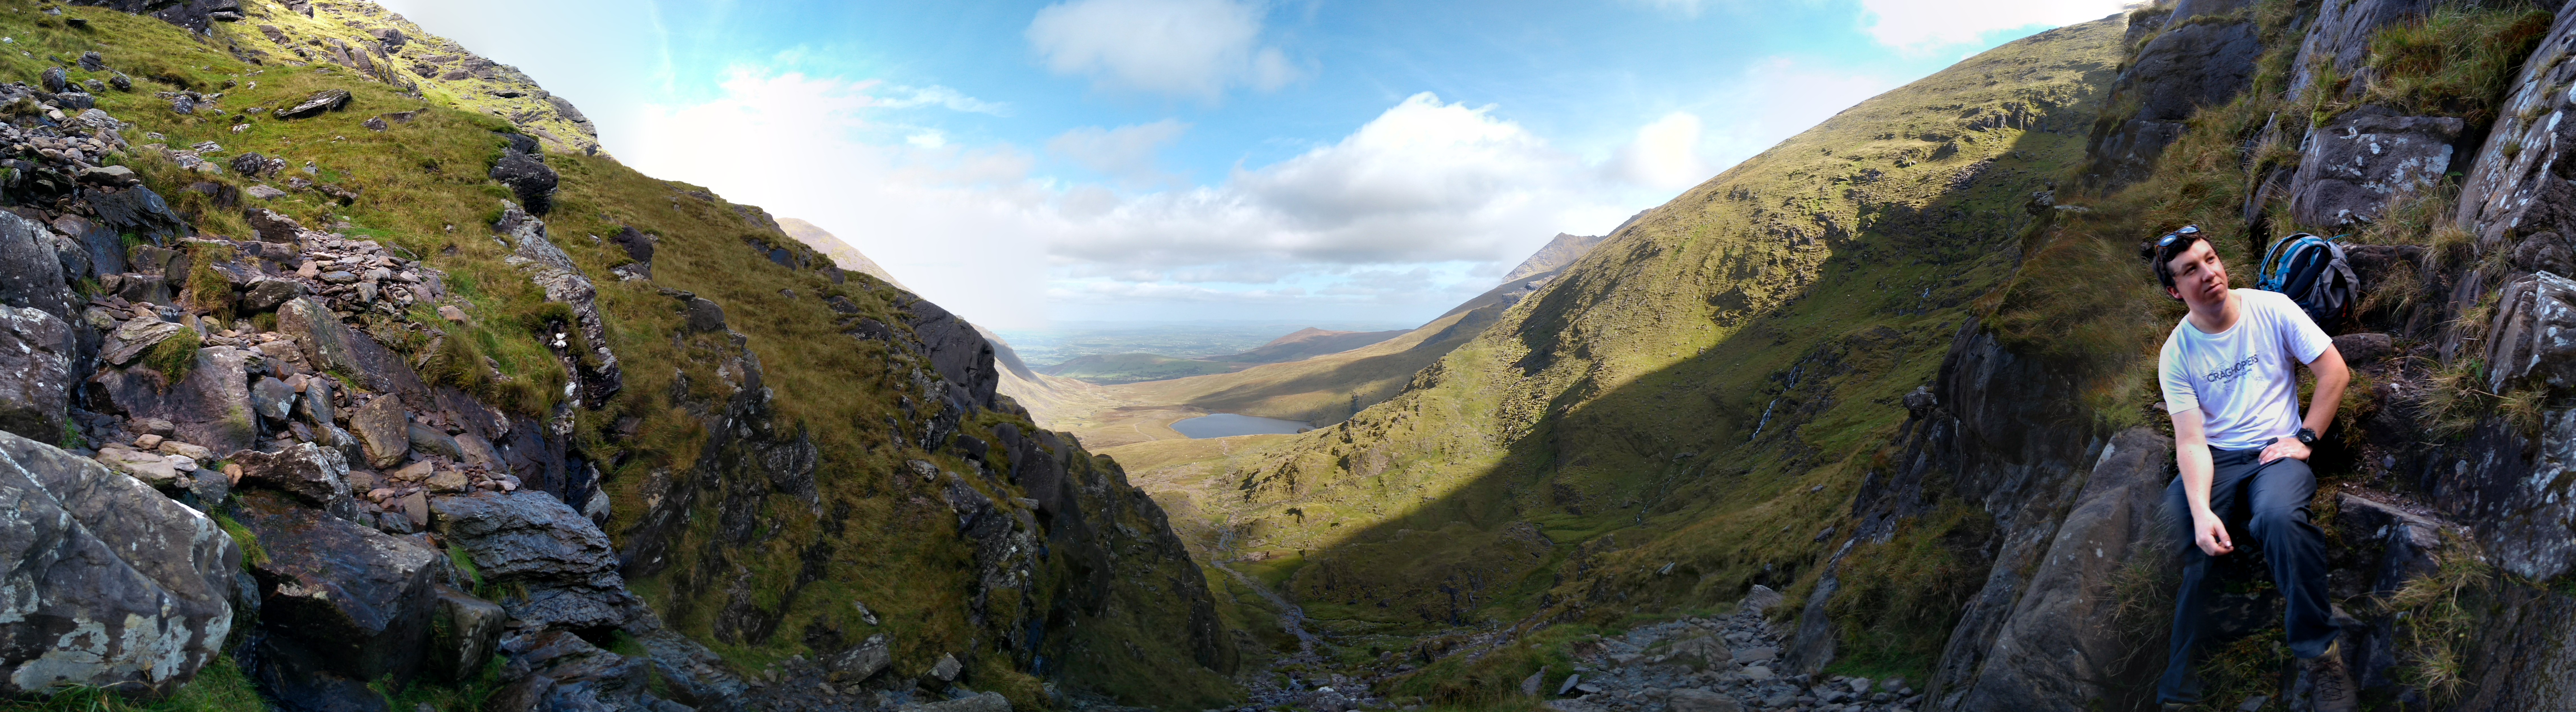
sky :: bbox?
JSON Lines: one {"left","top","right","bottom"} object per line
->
{"left": 372, "top": 0, "right": 2131, "bottom": 329}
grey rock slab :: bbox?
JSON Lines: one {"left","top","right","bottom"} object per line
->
{"left": 278, "top": 89, "right": 350, "bottom": 119}
{"left": 99, "top": 318, "right": 184, "bottom": 366}
{"left": 2288, "top": 108, "right": 2462, "bottom": 228}
{"left": 277, "top": 297, "right": 358, "bottom": 377}
{"left": 239, "top": 278, "right": 300, "bottom": 312}
{"left": 229, "top": 443, "right": 354, "bottom": 519}
{"left": 1943, "top": 428, "right": 2174, "bottom": 711}
{"left": 0, "top": 430, "right": 242, "bottom": 695}
{"left": 94, "top": 445, "right": 184, "bottom": 488}
{"left": 350, "top": 396, "right": 407, "bottom": 469}
{"left": 0, "top": 305, "right": 70, "bottom": 443}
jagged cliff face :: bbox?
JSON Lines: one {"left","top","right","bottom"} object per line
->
{"left": 0, "top": 1, "right": 1233, "bottom": 710}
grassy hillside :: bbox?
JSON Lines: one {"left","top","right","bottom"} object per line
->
{"left": 1120, "top": 14, "right": 2126, "bottom": 695}
{"left": 0, "top": 1, "right": 1234, "bottom": 707}
{"left": 1039, "top": 351, "right": 1250, "bottom": 384}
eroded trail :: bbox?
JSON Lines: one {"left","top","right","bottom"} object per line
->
{"left": 1214, "top": 559, "right": 1321, "bottom": 657}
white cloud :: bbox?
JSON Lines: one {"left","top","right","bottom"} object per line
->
{"left": 1025, "top": 0, "right": 1304, "bottom": 100}
{"left": 1606, "top": 112, "right": 1714, "bottom": 190}
{"left": 1858, "top": 0, "right": 2132, "bottom": 51}
{"left": 1047, "top": 93, "right": 1622, "bottom": 269}
{"left": 872, "top": 83, "right": 1012, "bottom": 115}
{"left": 1047, "top": 120, "right": 1191, "bottom": 185}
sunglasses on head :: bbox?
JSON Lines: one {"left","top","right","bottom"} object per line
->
{"left": 2155, "top": 224, "right": 2201, "bottom": 248}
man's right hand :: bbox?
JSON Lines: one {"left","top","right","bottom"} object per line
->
{"left": 2193, "top": 511, "right": 2234, "bottom": 556}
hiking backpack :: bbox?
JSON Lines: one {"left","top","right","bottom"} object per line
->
{"left": 2256, "top": 232, "right": 2358, "bottom": 333}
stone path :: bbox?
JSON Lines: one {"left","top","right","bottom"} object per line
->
{"left": 1540, "top": 602, "right": 1922, "bottom": 712}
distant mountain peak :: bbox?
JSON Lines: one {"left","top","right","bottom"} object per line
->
{"left": 1502, "top": 232, "right": 1609, "bottom": 282}
{"left": 778, "top": 218, "right": 909, "bottom": 290}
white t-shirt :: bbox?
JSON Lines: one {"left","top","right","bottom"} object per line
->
{"left": 2158, "top": 289, "right": 2334, "bottom": 451}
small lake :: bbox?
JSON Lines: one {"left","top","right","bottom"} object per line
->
{"left": 1171, "top": 413, "right": 1312, "bottom": 438}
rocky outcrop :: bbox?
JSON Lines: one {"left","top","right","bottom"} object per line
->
{"left": 233, "top": 489, "right": 441, "bottom": 686}
{"left": 1935, "top": 428, "right": 2173, "bottom": 711}
{"left": 0, "top": 429, "right": 240, "bottom": 696}
{"left": 2288, "top": 108, "right": 2463, "bottom": 228}
{"left": 497, "top": 204, "right": 620, "bottom": 407}
{"left": 2082, "top": 19, "right": 2262, "bottom": 190}
{"left": 430, "top": 490, "right": 642, "bottom": 631}
{"left": 490, "top": 134, "right": 559, "bottom": 214}
{"left": 92, "top": 346, "right": 261, "bottom": 455}
{"left": 2291, "top": 0, "right": 2437, "bottom": 101}
{"left": 66, "top": 0, "right": 242, "bottom": 33}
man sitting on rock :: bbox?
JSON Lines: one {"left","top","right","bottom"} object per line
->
{"left": 2150, "top": 226, "right": 2355, "bottom": 712}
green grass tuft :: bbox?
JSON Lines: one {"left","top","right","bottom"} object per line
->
{"left": 142, "top": 328, "right": 201, "bottom": 382}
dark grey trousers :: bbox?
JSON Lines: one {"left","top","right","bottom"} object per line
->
{"left": 2156, "top": 446, "right": 2338, "bottom": 704}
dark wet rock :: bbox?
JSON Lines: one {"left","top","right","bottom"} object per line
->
{"left": 430, "top": 490, "right": 643, "bottom": 631}
{"left": 904, "top": 297, "right": 1000, "bottom": 411}
{"left": 93, "top": 346, "right": 260, "bottom": 455}
{"left": 248, "top": 633, "right": 388, "bottom": 712}
{"left": 427, "top": 584, "right": 506, "bottom": 683}
{"left": 234, "top": 490, "right": 439, "bottom": 686}
{"left": 0, "top": 211, "right": 74, "bottom": 321}
{"left": 230, "top": 443, "right": 355, "bottom": 519}
{"left": 51, "top": 215, "right": 126, "bottom": 280}
{"left": 2333, "top": 332, "right": 2394, "bottom": 366}
{"left": 2289, "top": 108, "right": 2462, "bottom": 228}
{"left": 39, "top": 66, "right": 66, "bottom": 94}
{"left": 243, "top": 207, "right": 304, "bottom": 243}
{"left": 1939, "top": 427, "right": 2173, "bottom": 709}
{"left": 0, "top": 429, "right": 242, "bottom": 696}
{"left": 278, "top": 88, "right": 351, "bottom": 119}
{"left": 77, "top": 51, "right": 103, "bottom": 72}
{"left": 0, "top": 305, "right": 71, "bottom": 443}
{"left": 407, "top": 421, "right": 460, "bottom": 460}
{"left": 84, "top": 186, "right": 188, "bottom": 245}
{"left": 2083, "top": 21, "right": 2262, "bottom": 189}
{"left": 490, "top": 134, "right": 559, "bottom": 215}
{"left": 683, "top": 297, "right": 725, "bottom": 333}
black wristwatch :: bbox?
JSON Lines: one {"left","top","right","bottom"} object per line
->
{"left": 2295, "top": 428, "right": 2318, "bottom": 445}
